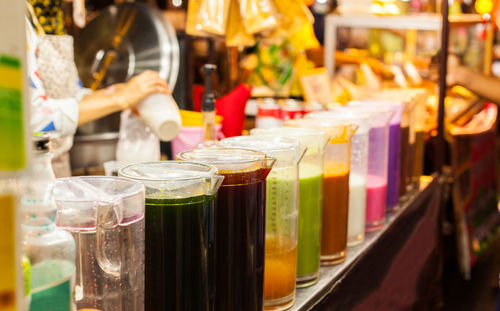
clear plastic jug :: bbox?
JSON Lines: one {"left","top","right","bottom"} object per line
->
{"left": 352, "top": 100, "right": 407, "bottom": 212}
{"left": 372, "top": 89, "right": 418, "bottom": 201}
{"left": 177, "top": 148, "right": 274, "bottom": 311}
{"left": 346, "top": 103, "right": 394, "bottom": 231}
{"left": 119, "top": 161, "right": 224, "bottom": 310}
{"left": 218, "top": 136, "right": 303, "bottom": 310}
{"left": 250, "top": 127, "right": 326, "bottom": 288}
{"left": 285, "top": 118, "right": 357, "bottom": 265}
{"left": 306, "top": 109, "right": 371, "bottom": 247}
{"left": 54, "top": 176, "right": 145, "bottom": 311}
{"left": 412, "top": 90, "right": 428, "bottom": 190}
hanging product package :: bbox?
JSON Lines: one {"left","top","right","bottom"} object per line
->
{"left": 239, "top": 0, "right": 278, "bottom": 34}
{"left": 271, "top": 0, "right": 318, "bottom": 51}
{"left": 197, "top": 0, "right": 231, "bottom": 35}
{"left": 186, "top": 0, "right": 206, "bottom": 36}
{"left": 226, "top": 0, "right": 255, "bottom": 47}
{"left": 116, "top": 110, "right": 161, "bottom": 164}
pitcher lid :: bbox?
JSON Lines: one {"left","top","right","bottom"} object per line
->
{"left": 119, "top": 161, "right": 218, "bottom": 181}
{"left": 218, "top": 136, "right": 301, "bottom": 165}
{"left": 250, "top": 127, "right": 325, "bottom": 153}
{"left": 178, "top": 147, "right": 272, "bottom": 173}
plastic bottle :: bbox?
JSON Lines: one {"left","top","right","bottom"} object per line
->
{"left": 20, "top": 134, "right": 76, "bottom": 311}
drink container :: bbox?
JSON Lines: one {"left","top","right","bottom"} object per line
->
{"left": 372, "top": 89, "right": 419, "bottom": 201}
{"left": 119, "top": 161, "right": 223, "bottom": 310}
{"left": 251, "top": 127, "right": 326, "bottom": 288}
{"left": 346, "top": 103, "right": 394, "bottom": 232}
{"left": 306, "top": 110, "right": 371, "bottom": 247}
{"left": 21, "top": 135, "right": 76, "bottom": 311}
{"left": 218, "top": 136, "right": 303, "bottom": 310}
{"left": 54, "top": 176, "right": 145, "bottom": 311}
{"left": 285, "top": 119, "right": 357, "bottom": 265}
{"left": 178, "top": 148, "right": 274, "bottom": 311}
{"left": 352, "top": 100, "right": 406, "bottom": 212}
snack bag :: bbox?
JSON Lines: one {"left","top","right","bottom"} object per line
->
{"left": 186, "top": 0, "right": 205, "bottom": 36}
{"left": 198, "top": 0, "right": 231, "bottom": 35}
{"left": 226, "top": 0, "right": 255, "bottom": 47}
{"left": 239, "top": 0, "right": 278, "bottom": 34}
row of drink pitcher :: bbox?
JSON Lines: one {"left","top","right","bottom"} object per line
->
{"left": 21, "top": 90, "right": 427, "bottom": 311}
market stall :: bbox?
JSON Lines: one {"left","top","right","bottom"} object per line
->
{"left": 2, "top": 0, "right": 499, "bottom": 310}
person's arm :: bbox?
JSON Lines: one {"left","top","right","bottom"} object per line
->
{"left": 77, "top": 70, "right": 171, "bottom": 126}
{"left": 448, "top": 56, "right": 500, "bottom": 104}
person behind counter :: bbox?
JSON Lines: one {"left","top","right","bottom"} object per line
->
{"left": 27, "top": 0, "right": 170, "bottom": 177}
{"left": 447, "top": 55, "right": 500, "bottom": 105}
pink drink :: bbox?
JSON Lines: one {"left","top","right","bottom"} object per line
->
{"left": 365, "top": 175, "right": 387, "bottom": 231}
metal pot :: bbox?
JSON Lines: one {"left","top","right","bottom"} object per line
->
{"left": 71, "top": 2, "right": 179, "bottom": 170}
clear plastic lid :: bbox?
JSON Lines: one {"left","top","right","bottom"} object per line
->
{"left": 306, "top": 109, "right": 372, "bottom": 136}
{"left": 349, "top": 100, "right": 406, "bottom": 125}
{"left": 250, "top": 127, "right": 326, "bottom": 156}
{"left": 119, "top": 161, "right": 224, "bottom": 199}
{"left": 54, "top": 176, "right": 145, "bottom": 229}
{"left": 345, "top": 103, "right": 395, "bottom": 128}
{"left": 178, "top": 147, "right": 275, "bottom": 174}
{"left": 284, "top": 118, "right": 358, "bottom": 144}
{"left": 218, "top": 136, "right": 303, "bottom": 168}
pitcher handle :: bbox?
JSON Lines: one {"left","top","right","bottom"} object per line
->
{"left": 96, "top": 200, "right": 122, "bottom": 278}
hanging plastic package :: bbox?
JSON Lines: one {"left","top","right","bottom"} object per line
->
{"left": 116, "top": 110, "right": 161, "bottom": 165}
{"left": 271, "top": 0, "right": 318, "bottom": 51}
{"left": 197, "top": 0, "right": 231, "bottom": 35}
{"left": 186, "top": 0, "right": 206, "bottom": 36}
{"left": 239, "top": 0, "right": 278, "bottom": 34}
{"left": 226, "top": 0, "right": 255, "bottom": 47}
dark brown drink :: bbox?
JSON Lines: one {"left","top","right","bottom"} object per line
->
{"left": 215, "top": 168, "right": 271, "bottom": 311}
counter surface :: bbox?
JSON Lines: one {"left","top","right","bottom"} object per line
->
{"left": 291, "top": 176, "right": 440, "bottom": 310}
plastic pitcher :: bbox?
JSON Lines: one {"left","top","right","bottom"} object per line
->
{"left": 372, "top": 89, "right": 417, "bottom": 201}
{"left": 251, "top": 127, "right": 326, "bottom": 288}
{"left": 306, "top": 109, "right": 371, "bottom": 247}
{"left": 219, "top": 136, "right": 303, "bottom": 310}
{"left": 412, "top": 90, "right": 428, "bottom": 190}
{"left": 119, "top": 161, "right": 224, "bottom": 310}
{"left": 177, "top": 148, "right": 274, "bottom": 311}
{"left": 54, "top": 176, "right": 145, "bottom": 311}
{"left": 352, "top": 100, "right": 406, "bottom": 212}
{"left": 285, "top": 118, "right": 357, "bottom": 265}
{"left": 347, "top": 103, "right": 394, "bottom": 232}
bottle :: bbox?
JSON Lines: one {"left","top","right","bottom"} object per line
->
{"left": 202, "top": 64, "right": 217, "bottom": 144}
{"left": 20, "top": 134, "right": 76, "bottom": 311}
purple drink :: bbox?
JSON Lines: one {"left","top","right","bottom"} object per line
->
{"left": 386, "top": 121, "right": 401, "bottom": 211}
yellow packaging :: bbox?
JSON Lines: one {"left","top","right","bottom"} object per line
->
{"left": 226, "top": 0, "right": 255, "bottom": 47}
{"left": 186, "top": 0, "right": 206, "bottom": 36}
{"left": 270, "top": 0, "right": 318, "bottom": 51}
{"left": 239, "top": 0, "right": 278, "bottom": 34}
{"left": 198, "top": 0, "right": 231, "bottom": 35}
{"left": 0, "top": 193, "right": 17, "bottom": 311}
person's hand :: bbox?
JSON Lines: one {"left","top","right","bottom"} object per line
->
{"left": 113, "top": 70, "right": 171, "bottom": 110}
{"left": 447, "top": 54, "right": 464, "bottom": 87}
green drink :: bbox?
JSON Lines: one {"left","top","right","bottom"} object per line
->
{"left": 296, "top": 163, "right": 323, "bottom": 286}
{"left": 145, "top": 195, "right": 216, "bottom": 310}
